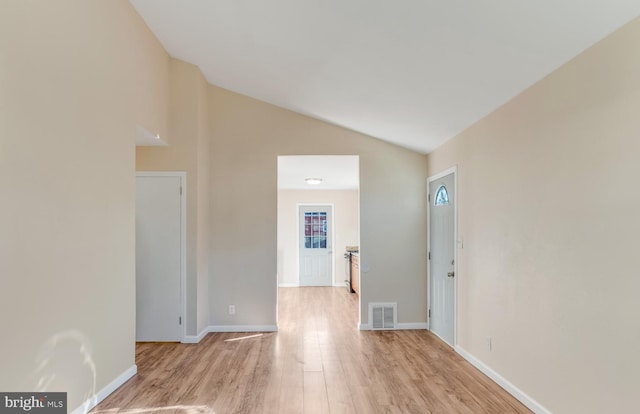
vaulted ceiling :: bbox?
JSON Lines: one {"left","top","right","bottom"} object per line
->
{"left": 130, "top": 0, "right": 640, "bottom": 154}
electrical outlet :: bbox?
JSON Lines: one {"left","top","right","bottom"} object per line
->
{"left": 228, "top": 305, "right": 236, "bottom": 315}
{"left": 487, "top": 336, "right": 492, "bottom": 352}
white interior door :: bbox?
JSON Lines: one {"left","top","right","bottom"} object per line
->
{"left": 429, "top": 172, "right": 455, "bottom": 346}
{"left": 136, "top": 175, "right": 182, "bottom": 341}
{"left": 299, "top": 205, "right": 333, "bottom": 286}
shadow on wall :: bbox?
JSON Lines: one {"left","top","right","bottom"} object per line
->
{"left": 28, "top": 331, "right": 219, "bottom": 414}
{"left": 29, "top": 330, "right": 96, "bottom": 412}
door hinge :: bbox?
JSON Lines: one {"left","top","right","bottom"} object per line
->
{"left": 180, "top": 186, "right": 183, "bottom": 195}
{"left": 179, "top": 316, "right": 182, "bottom": 325}
{"left": 428, "top": 251, "right": 431, "bottom": 260}
{"left": 428, "top": 193, "right": 431, "bottom": 202}
{"left": 428, "top": 309, "right": 431, "bottom": 318}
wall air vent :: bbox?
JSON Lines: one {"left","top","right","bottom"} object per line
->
{"left": 369, "top": 303, "right": 397, "bottom": 330}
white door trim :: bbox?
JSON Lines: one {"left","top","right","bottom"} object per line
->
{"left": 136, "top": 171, "right": 187, "bottom": 343}
{"left": 296, "top": 203, "right": 335, "bottom": 286}
{"left": 427, "top": 166, "right": 458, "bottom": 347}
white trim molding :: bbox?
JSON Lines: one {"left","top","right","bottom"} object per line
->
{"left": 397, "top": 322, "right": 428, "bottom": 330}
{"left": 183, "top": 327, "right": 209, "bottom": 344}
{"left": 209, "top": 325, "right": 278, "bottom": 333}
{"left": 359, "top": 323, "right": 428, "bottom": 331}
{"left": 70, "top": 365, "right": 137, "bottom": 414}
{"left": 455, "top": 346, "right": 551, "bottom": 414}
{"left": 181, "top": 325, "right": 280, "bottom": 344}
{"left": 279, "top": 283, "right": 344, "bottom": 288}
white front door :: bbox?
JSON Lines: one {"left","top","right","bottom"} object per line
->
{"left": 299, "top": 205, "right": 333, "bottom": 286}
{"left": 429, "top": 172, "right": 455, "bottom": 346}
{"left": 136, "top": 175, "right": 183, "bottom": 342}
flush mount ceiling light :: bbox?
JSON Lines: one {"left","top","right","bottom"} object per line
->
{"left": 305, "top": 177, "right": 323, "bottom": 185}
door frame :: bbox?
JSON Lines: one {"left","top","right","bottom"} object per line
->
{"left": 136, "top": 171, "right": 187, "bottom": 342}
{"left": 427, "top": 166, "right": 458, "bottom": 347}
{"left": 296, "top": 203, "right": 335, "bottom": 286}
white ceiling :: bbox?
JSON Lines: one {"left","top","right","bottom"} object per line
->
{"left": 130, "top": 0, "right": 640, "bottom": 154}
{"left": 278, "top": 156, "right": 359, "bottom": 190}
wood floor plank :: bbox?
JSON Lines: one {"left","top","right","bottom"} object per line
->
{"left": 92, "top": 287, "right": 531, "bottom": 414}
{"left": 302, "top": 371, "right": 330, "bottom": 414}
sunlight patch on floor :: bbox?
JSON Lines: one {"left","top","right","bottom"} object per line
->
{"left": 92, "top": 405, "right": 215, "bottom": 414}
{"left": 224, "top": 333, "right": 263, "bottom": 342}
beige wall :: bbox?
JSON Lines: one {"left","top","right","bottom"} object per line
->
{"left": 196, "top": 67, "right": 211, "bottom": 334}
{"left": 0, "top": 0, "right": 169, "bottom": 410}
{"left": 136, "top": 59, "right": 210, "bottom": 336}
{"left": 427, "top": 17, "right": 640, "bottom": 414}
{"left": 15, "top": 0, "right": 635, "bottom": 410}
{"left": 209, "top": 85, "right": 428, "bottom": 327}
{"left": 277, "top": 189, "right": 360, "bottom": 287}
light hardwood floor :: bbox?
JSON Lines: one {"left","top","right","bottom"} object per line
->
{"left": 93, "top": 287, "right": 530, "bottom": 414}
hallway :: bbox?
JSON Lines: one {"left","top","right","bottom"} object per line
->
{"left": 93, "top": 287, "right": 529, "bottom": 413}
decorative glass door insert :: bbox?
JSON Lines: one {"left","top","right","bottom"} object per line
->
{"left": 304, "top": 211, "right": 327, "bottom": 248}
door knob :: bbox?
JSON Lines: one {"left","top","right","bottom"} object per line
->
{"left": 447, "top": 272, "right": 455, "bottom": 278}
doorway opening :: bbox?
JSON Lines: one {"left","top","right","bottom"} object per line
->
{"left": 277, "top": 155, "right": 360, "bottom": 326}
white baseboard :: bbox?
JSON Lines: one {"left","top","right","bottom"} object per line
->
{"left": 183, "top": 327, "right": 209, "bottom": 343}
{"left": 397, "top": 322, "right": 428, "bottom": 330}
{"left": 360, "top": 323, "right": 427, "bottom": 331}
{"left": 181, "top": 325, "right": 279, "bottom": 343}
{"left": 455, "top": 346, "right": 551, "bottom": 414}
{"left": 209, "top": 325, "right": 278, "bottom": 333}
{"left": 279, "top": 283, "right": 348, "bottom": 288}
{"left": 71, "top": 365, "right": 137, "bottom": 414}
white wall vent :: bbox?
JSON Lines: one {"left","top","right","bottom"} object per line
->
{"left": 369, "top": 303, "right": 397, "bottom": 330}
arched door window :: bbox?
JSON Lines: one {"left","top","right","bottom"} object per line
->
{"left": 434, "top": 185, "right": 449, "bottom": 206}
